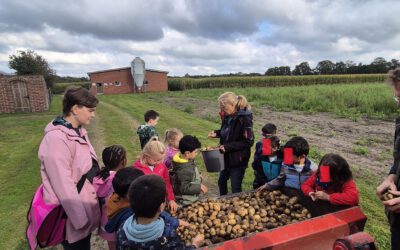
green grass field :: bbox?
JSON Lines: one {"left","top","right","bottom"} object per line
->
{"left": 0, "top": 82, "right": 393, "bottom": 249}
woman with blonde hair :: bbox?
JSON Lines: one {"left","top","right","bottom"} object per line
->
{"left": 208, "top": 92, "right": 254, "bottom": 195}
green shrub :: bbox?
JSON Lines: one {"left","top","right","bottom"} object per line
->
{"left": 52, "top": 82, "right": 91, "bottom": 94}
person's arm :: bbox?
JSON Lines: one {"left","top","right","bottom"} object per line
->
{"left": 252, "top": 142, "right": 262, "bottom": 171}
{"left": 266, "top": 165, "right": 286, "bottom": 189}
{"left": 389, "top": 163, "right": 399, "bottom": 175}
{"left": 162, "top": 164, "right": 176, "bottom": 201}
{"left": 223, "top": 116, "right": 254, "bottom": 152}
{"left": 377, "top": 173, "right": 397, "bottom": 198}
{"left": 160, "top": 211, "right": 180, "bottom": 229}
{"left": 40, "top": 133, "right": 89, "bottom": 229}
{"left": 301, "top": 173, "right": 317, "bottom": 196}
{"left": 177, "top": 167, "right": 201, "bottom": 195}
{"left": 329, "top": 180, "right": 359, "bottom": 206}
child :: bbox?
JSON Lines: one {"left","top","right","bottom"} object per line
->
{"left": 252, "top": 135, "right": 283, "bottom": 189}
{"left": 301, "top": 153, "right": 359, "bottom": 206}
{"left": 132, "top": 140, "right": 178, "bottom": 213}
{"left": 171, "top": 135, "right": 208, "bottom": 205}
{"left": 164, "top": 128, "right": 183, "bottom": 169}
{"left": 93, "top": 145, "right": 127, "bottom": 250}
{"left": 137, "top": 110, "right": 160, "bottom": 149}
{"left": 117, "top": 175, "right": 204, "bottom": 249}
{"left": 257, "top": 136, "right": 317, "bottom": 191}
{"left": 105, "top": 168, "right": 144, "bottom": 236}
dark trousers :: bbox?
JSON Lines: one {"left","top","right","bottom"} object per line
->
{"left": 218, "top": 167, "right": 246, "bottom": 195}
{"left": 391, "top": 226, "right": 400, "bottom": 250}
{"left": 62, "top": 234, "right": 91, "bottom": 250}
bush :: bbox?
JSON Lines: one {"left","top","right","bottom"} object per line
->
{"left": 52, "top": 82, "right": 91, "bottom": 94}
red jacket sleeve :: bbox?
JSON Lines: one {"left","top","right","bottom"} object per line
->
{"left": 161, "top": 163, "right": 175, "bottom": 201}
{"left": 329, "top": 179, "right": 359, "bottom": 206}
{"left": 301, "top": 173, "right": 317, "bottom": 196}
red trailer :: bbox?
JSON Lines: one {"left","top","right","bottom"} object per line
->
{"left": 198, "top": 189, "right": 377, "bottom": 250}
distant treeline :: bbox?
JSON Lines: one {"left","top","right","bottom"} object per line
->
{"left": 171, "top": 57, "right": 398, "bottom": 78}
{"left": 54, "top": 75, "right": 89, "bottom": 83}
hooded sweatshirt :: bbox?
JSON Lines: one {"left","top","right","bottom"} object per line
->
{"left": 171, "top": 153, "right": 201, "bottom": 205}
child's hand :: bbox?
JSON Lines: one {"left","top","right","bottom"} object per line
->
{"left": 315, "top": 191, "right": 330, "bottom": 201}
{"left": 256, "top": 184, "right": 268, "bottom": 193}
{"left": 192, "top": 234, "right": 205, "bottom": 248}
{"left": 308, "top": 192, "right": 316, "bottom": 201}
{"left": 168, "top": 200, "right": 178, "bottom": 214}
{"left": 208, "top": 131, "right": 217, "bottom": 138}
{"left": 200, "top": 184, "right": 208, "bottom": 194}
{"left": 179, "top": 219, "right": 190, "bottom": 227}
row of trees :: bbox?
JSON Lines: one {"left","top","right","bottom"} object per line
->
{"left": 265, "top": 57, "right": 400, "bottom": 76}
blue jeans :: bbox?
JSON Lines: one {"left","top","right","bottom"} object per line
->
{"left": 218, "top": 167, "right": 246, "bottom": 195}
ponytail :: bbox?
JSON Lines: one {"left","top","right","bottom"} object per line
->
{"left": 99, "top": 145, "right": 127, "bottom": 180}
{"left": 236, "top": 95, "right": 251, "bottom": 110}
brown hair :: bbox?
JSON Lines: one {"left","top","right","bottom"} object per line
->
{"left": 218, "top": 92, "right": 251, "bottom": 110}
{"left": 63, "top": 86, "right": 98, "bottom": 115}
{"left": 387, "top": 67, "right": 400, "bottom": 87}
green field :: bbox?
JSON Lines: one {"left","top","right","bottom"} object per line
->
{"left": 0, "top": 82, "right": 393, "bottom": 249}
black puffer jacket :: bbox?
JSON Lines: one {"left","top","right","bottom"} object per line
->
{"left": 389, "top": 117, "right": 400, "bottom": 228}
{"left": 214, "top": 108, "right": 254, "bottom": 169}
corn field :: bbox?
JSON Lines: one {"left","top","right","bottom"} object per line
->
{"left": 168, "top": 74, "right": 386, "bottom": 91}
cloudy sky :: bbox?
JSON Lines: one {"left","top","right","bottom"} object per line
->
{"left": 0, "top": 0, "right": 399, "bottom": 77}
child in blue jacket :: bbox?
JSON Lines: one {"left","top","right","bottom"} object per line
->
{"left": 252, "top": 135, "right": 283, "bottom": 189}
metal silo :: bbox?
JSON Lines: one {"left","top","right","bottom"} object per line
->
{"left": 131, "top": 57, "right": 146, "bottom": 92}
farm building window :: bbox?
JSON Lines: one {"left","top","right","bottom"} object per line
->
{"left": 114, "top": 81, "right": 121, "bottom": 86}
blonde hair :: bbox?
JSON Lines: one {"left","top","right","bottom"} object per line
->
{"left": 218, "top": 92, "right": 251, "bottom": 110}
{"left": 164, "top": 128, "right": 183, "bottom": 145}
{"left": 141, "top": 139, "right": 166, "bottom": 159}
{"left": 388, "top": 67, "right": 400, "bottom": 87}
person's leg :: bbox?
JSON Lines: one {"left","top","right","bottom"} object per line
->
{"left": 391, "top": 226, "right": 400, "bottom": 250}
{"left": 62, "top": 234, "right": 91, "bottom": 250}
{"left": 218, "top": 168, "right": 230, "bottom": 195}
{"left": 230, "top": 167, "right": 246, "bottom": 193}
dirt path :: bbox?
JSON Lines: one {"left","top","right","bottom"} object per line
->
{"left": 160, "top": 97, "right": 395, "bottom": 179}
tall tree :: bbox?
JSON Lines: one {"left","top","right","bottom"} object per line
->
{"left": 315, "top": 60, "right": 335, "bottom": 74}
{"left": 9, "top": 50, "right": 56, "bottom": 89}
{"left": 292, "top": 62, "right": 313, "bottom": 75}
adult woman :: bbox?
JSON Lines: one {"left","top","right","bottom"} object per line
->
{"left": 208, "top": 92, "right": 254, "bottom": 195}
{"left": 38, "top": 86, "right": 100, "bottom": 249}
{"left": 376, "top": 67, "right": 400, "bottom": 250}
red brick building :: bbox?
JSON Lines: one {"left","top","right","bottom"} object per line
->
{"left": 88, "top": 67, "right": 168, "bottom": 95}
{"left": 0, "top": 75, "right": 49, "bottom": 113}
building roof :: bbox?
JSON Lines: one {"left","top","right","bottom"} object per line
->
{"left": 87, "top": 67, "right": 168, "bottom": 75}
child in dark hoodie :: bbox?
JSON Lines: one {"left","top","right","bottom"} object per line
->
{"left": 117, "top": 174, "right": 204, "bottom": 249}
{"left": 171, "top": 135, "right": 208, "bottom": 206}
{"left": 105, "top": 168, "right": 144, "bottom": 238}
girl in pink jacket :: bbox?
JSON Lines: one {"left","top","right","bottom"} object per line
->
{"left": 93, "top": 145, "right": 127, "bottom": 250}
{"left": 132, "top": 140, "right": 178, "bottom": 213}
{"left": 38, "top": 87, "right": 100, "bottom": 249}
{"left": 163, "top": 128, "right": 183, "bottom": 169}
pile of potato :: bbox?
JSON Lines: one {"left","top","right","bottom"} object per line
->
{"left": 176, "top": 190, "right": 311, "bottom": 246}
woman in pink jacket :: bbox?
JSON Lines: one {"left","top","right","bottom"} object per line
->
{"left": 38, "top": 86, "right": 100, "bottom": 249}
